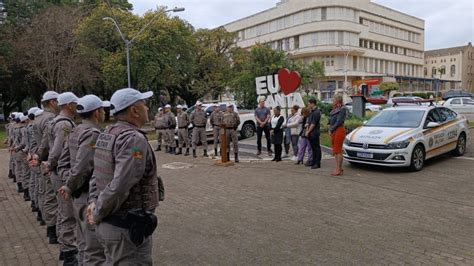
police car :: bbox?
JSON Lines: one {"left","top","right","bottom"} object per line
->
{"left": 343, "top": 103, "right": 469, "bottom": 171}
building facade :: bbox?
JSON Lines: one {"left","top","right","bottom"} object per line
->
{"left": 224, "top": 0, "right": 426, "bottom": 99}
{"left": 424, "top": 43, "right": 474, "bottom": 92}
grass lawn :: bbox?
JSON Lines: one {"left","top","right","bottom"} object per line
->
{"left": 321, "top": 132, "right": 331, "bottom": 147}
{"left": 0, "top": 125, "right": 7, "bottom": 149}
{"left": 469, "top": 121, "right": 474, "bottom": 128}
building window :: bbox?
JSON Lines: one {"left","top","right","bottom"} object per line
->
{"left": 450, "top": 65, "right": 456, "bottom": 77}
{"left": 321, "top": 7, "right": 327, "bottom": 20}
{"left": 440, "top": 66, "right": 446, "bottom": 75}
{"left": 424, "top": 67, "right": 427, "bottom": 76}
{"left": 353, "top": 56, "right": 358, "bottom": 70}
{"left": 432, "top": 67, "right": 437, "bottom": 76}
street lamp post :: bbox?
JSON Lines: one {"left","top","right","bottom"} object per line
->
{"left": 336, "top": 45, "right": 354, "bottom": 95}
{"left": 103, "top": 7, "right": 185, "bottom": 88}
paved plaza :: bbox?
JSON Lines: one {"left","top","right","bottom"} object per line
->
{"left": 1, "top": 130, "right": 474, "bottom": 265}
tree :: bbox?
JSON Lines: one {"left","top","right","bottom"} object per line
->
{"left": 15, "top": 6, "right": 97, "bottom": 93}
{"left": 291, "top": 60, "right": 325, "bottom": 95}
{"left": 380, "top": 82, "right": 399, "bottom": 97}
{"left": 230, "top": 44, "right": 289, "bottom": 108}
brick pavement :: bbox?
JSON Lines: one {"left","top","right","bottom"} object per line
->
{"left": 1, "top": 133, "right": 474, "bottom": 265}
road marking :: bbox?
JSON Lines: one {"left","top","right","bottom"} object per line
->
{"left": 454, "top": 156, "right": 474, "bottom": 161}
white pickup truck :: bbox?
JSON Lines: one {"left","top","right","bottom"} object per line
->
{"left": 182, "top": 102, "right": 257, "bottom": 140}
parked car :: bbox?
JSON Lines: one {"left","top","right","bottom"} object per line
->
{"left": 442, "top": 97, "right": 474, "bottom": 116}
{"left": 0, "top": 114, "right": 4, "bottom": 122}
{"left": 182, "top": 102, "right": 257, "bottom": 140}
{"left": 343, "top": 105, "right": 469, "bottom": 171}
{"left": 345, "top": 102, "right": 382, "bottom": 113}
{"left": 442, "top": 90, "right": 473, "bottom": 100}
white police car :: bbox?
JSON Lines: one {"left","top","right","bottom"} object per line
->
{"left": 343, "top": 105, "right": 469, "bottom": 171}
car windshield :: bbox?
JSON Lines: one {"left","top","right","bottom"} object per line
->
{"left": 365, "top": 110, "right": 425, "bottom": 128}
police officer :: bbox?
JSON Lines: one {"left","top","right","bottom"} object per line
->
{"left": 6, "top": 113, "right": 17, "bottom": 181}
{"left": 26, "top": 107, "right": 41, "bottom": 209}
{"left": 88, "top": 88, "right": 164, "bottom": 265}
{"left": 175, "top": 105, "right": 190, "bottom": 156}
{"left": 154, "top": 107, "right": 167, "bottom": 151}
{"left": 209, "top": 104, "right": 223, "bottom": 157}
{"left": 45, "top": 92, "right": 78, "bottom": 262}
{"left": 33, "top": 91, "right": 60, "bottom": 242}
{"left": 223, "top": 103, "right": 240, "bottom": 163}
{"left": 190, "top": 101, "right": 208, "bottom": 158}
{"left": 29, "top": 108, "right": 46, "bottom": 225}
{"left": 164, "top": 104, "right": 177, "bottom": 154}
{"left": 58, "top": 95, "right": 108, "bottom": 265}
{"left": 12, "top": 113, "right": 28, "bottom": 194}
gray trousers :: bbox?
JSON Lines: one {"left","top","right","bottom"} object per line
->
{"left": 52, "top": 172, "right": 77, "bottom": 252}
{"left": 29, "top": 166, "right": 40, "bottom": 205}
{"left": 73, "top": 193, "right": 105, "bottom": 266}
{"left": 226, "top": 129, "right": 239, "bottom": 153}
{"left": 212, "top": 127, "right": 220, "bottom": 150}
{"left": 9, "top": 153, "right": 15, "bottom": 175}
{"left": 15, "top": 152, "right": 28, "bottom": 187}
{"left": 192, "top": 127, "right": 207, "bottom": 150}
{"left": 42, "top": 172, "right": 58, "bottom": 226}
{"left": 96, "top": 221, "right": 153, "bottom": 266}
{"left": 166, "top": 129, "right": 176, "bottom": 148}
{"left": 156, "top": 129, "right": 167, "bottom": 148}
{"left": 177, "top": 128, "right": 190, "bottom": 148}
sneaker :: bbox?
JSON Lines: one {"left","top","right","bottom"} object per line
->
{"left": 291, "top": 156, "right": 297, "bottom": 161}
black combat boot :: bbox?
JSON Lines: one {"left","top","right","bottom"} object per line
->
{"left": 23, "top": 189, "right": 31, "bottom": 201}
{"left": 63, "top": 249, "right": 78, "bottom": 266}
{"left": 170, "top": 147, "right": 176, "bottom": 155}
{"left": 31, "top": 201, "right": 38, "bottom": 212}
{"left": 8, "top": 169, "right": 13, "bottom": 179}
{"left": 184, "top": 148, "right": 190, "bottom": 156}
{"left": 203, "top": 149, "right": 208, "bottom": 157}
{"left": 59, "top": 251, "right": 65, "bottom": 261}
{"left": 48, "top": 225, "right": 59, "bottom": 244}
{"left": 175, "top": 148, "right": 182, "bottom": 155}
{"left": 235, "top": 153, "right": 239, "bottom": 163}
{"left": 37, "top": 211, "right": 45, "bottom": 226}
{"left": 193, "top": 149, "right": 197, "bottom": 158}
{"left": 155, "top": 145, "right": 161, "bottom": 151}
{"left": 12, "top": 174, "right": 16, "bottom": 183}
{"left": 214, "top": 148, "right": 218, "bottom": 156}
{"left": 17, "top": 182, "right": 24, "bottom": 193}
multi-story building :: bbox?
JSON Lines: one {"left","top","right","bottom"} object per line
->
{"left": 424, "top": 43, "right": 474, "bottom": 92}
{"left": 223, "top": 0, "right": 426, "bottom": 99}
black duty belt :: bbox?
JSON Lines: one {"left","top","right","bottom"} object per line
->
{"left": 156, "top": 127, "right": 167, "bottom": 130}
{"left": 103, "top": 214, "right": 130, "bottom": 229}
{"left": 178, "top": 126, "right": 187, "bottom": 129}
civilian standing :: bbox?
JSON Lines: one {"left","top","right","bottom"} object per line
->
{"left": 284, "top": 105, "right": 301, "bottom": 161}
{"left": 254, "top": 96, "right": 273, "bottom": 156}
{"left": 296, "top": 107, "right": 313, "bottom": 165}
{"left": 270, "top": 106, "right": 285, "bottom": 162}
{"left": 329, "top": 94, "right": 347, "bottom": 176}
{"left": 305, "top": 98, "right": 322, "bottom": 169}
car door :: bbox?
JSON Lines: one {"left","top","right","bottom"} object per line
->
{"left": 462, "top": 98, "right": 474, "bottom": 114}
{"left": 423, "top": 108, "right": 445, "bottom": 157}
{"left": 448, "top": 98, "right": 463, "bottom": 113}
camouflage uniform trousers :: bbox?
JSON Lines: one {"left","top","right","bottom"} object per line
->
{"left": 73, "top": 193, "right": 105, "bottom": 266}
{"left": 212, "top": 127, "right": 221, "bottom": 150}
{"left": 226, "top": 129, "right": 239, "bottom": 154}
{"left": 166, "top": 129, "right": 176, "bottom": 148}
{"left": 51, "top": 171, "right": 77, "bottom": 252}
{"left": 29, "top": 166, "right": 40, "bottom": 207}
{"left": 41, "top": 171, "right": 58, "bottom": 227}
{"left": 14, "top": 152, "right": 29, "bottom": 188}
{"left": 156, "top": 129, "right": 168, "bottom": 148}
{"left": 192, "top": 127, "right": 207, "bottom": 150}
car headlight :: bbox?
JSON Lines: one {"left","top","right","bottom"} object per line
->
{"left": 385, "top": 140, "right": 410, "bottom": 149}
{"left": 344, "top": 137, "right": 351, "bottom": 146}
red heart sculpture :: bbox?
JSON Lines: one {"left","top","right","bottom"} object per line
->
{"left": 278, "top": 68, "right": 301, "bottom": 95}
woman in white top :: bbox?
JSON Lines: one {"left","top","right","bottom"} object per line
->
{"left": 284, "top": 105, "right": 301, "bottom": 161}
{"left": 270, "top": 106, "right": 285, "bottom": 162}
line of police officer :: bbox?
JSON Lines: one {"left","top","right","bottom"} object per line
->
{"left": 154, "top": 101, "right": 241, "bottom": 162}
{"left": 6, "top": 88, "right": 164, "bottom": 265}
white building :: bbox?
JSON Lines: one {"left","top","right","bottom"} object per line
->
{"left": 223, "top": 0, "right": 426, "bottom": 99}
{"left": 424, "top": 43, "right": 474, "bottom": 92}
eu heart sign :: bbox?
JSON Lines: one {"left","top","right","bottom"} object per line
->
{"left": 255, "top": 68, "right": 305, "bottom": 108}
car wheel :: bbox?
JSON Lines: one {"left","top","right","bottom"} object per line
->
{"left": 240, "top": 122, "right": 256, "bottom": 139}
{"left": 451, "top": 133, "right": 466, "bottom": 156}
{"left": 409, "top": 144, "right": 425, "bottom": 171}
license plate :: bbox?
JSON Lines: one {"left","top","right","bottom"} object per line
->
{"left": 357, "top": 152, "right": 373, "bottom": 159}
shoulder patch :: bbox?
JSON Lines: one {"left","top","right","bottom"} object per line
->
{"left": 132, "top": 147, "right": 143, "bottom": 159}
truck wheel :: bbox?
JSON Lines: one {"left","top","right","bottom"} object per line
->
{"left": 240, "top": 122, "right": 256, "bottom": 139}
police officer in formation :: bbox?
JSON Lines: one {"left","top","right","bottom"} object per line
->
{"left": 154, "top": 107, "right": 167, "bottom": 151}
{"left": 175, "top": 105, "right": 190, "bottom": 156}
{"left": 88, "top": 88, "right": 163, "bottom": 264}
{"left": 164, "top": 104, "right": 177, "bottom": 154}
{"left": 190, "top": 101, "right": 209, "bottom": 158}
{"left": 209, "top": 103, "right": 223, "bottom": 157}
{"left": 223, "top": 103, "right": 240, "bottom": 163}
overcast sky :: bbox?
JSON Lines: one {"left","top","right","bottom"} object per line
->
{"left": 128, "top": 0, "right": 473, "bottom": 50}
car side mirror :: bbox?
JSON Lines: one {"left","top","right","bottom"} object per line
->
{"left": 363, "top": 120, "right": 368, "bottom": 125}
{"left": 426, "top": 122, "right": 440, "bottom": 128}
